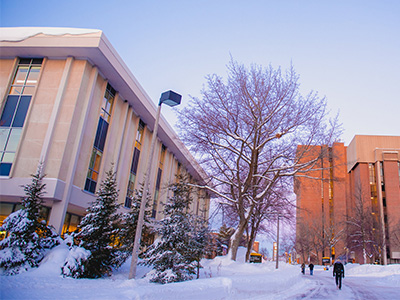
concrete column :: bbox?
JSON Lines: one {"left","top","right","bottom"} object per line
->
{"left": 40, "top": 57, "right": 74, "bottom": 170}
{"left": 115, "top": 101, "right": 131, "bottom": 175}
{"left": 48, "top": 66, "right": 98, "bottom": 234}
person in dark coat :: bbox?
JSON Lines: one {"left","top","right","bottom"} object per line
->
{"left": 301, "top": 263, "right": 305, "bottom": 274}
{"left": 333, "top": 259, "right": 345, "bottom": 289}
{"left": 309, "top": 263, "right": 314, "bottom": 275}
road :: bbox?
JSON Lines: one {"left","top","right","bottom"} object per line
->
{"left": 289, "top": 267, "right": 400, "bottom": 300}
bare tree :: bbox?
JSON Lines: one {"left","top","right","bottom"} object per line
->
{"left": 346, "top": 184, "right": 384, "bottom": 264}
{"left": 244, "top": 179, "right": 294, "bottom": 262}
{"left": 178, "top": 60, "right": 341, "bottom": 260}
{"left": 259, "top": 247, "right": 269, "bottom": 260}
{"left": 280, "top": 230, "right": 296, "bottom": 262}
{"left": 295, "top": 220, "right": 314, "bottom": 263}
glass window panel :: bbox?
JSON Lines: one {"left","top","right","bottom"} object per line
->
{"left": 84, "top": 178, "right": 91, "bottom": 191}
{"left": 32, "top": 58, "right": 43, "bottom": 65}
{"left": 100, "top": 110, "right": 111, "bottom": 123}
{"left": 26, "top": 67, "right": 40, "bottom": 85}
{"left": 136, "top": 126, "right": 143, "bottom": 143}
{"left": 12, "top": 96, "right": 31, "bottom": 127}
{"left": 94, "top": 118, "right": 103, "bottom": 149}
{"left": 0, "top": 203, "right": 14, "bottom": 216}
{"left": 5, "top": 128, "right": 22, "bottom": 152}
{"left": 102, "top": 97, "right": 108, "bottom": 111}
{"left": 0, "top": 162, "right": 12, "bottom": 176}
{"left": 103, "top": 95, "right": 110, "bottom": 112}
{"left": 91, "top": 171, "right": 98, "bottom": 181}
{"left": 88, "top": 149, "right": 97, "bottom": 169}
{"left": 128, "top": 179, "right": 134, "bottom": 191}
{"left": 89, "top": 180, "right": 96, "bottom": 193}
{"left": 160, "top": 145, "right": 166, "bottom": 164}
{"left": 13, "top": 204, "right": 23, "bottom": 211}
{"left": 98, "top": 121, "right": 108, "bottom": 151}
{"left": 131, "top": 148, "right": 140, "bottom": 175}
{"left": 155, "top": 168, "right": 162, "bottom": 190}
{"left": 130, "top": 173, "right": 135, "bottom": 182}
{"left": 19, "top": 59, "right": 31, "bottom": 64}
{"left": 12, "top": 66, "right": 29, "bottom": 85}
{"left": 70, "top": 215, "right": 80, "bottom": 227}
{"left": 22, "top": 86, "right": 35, "bottom": 95}
{"left": 124, "top": 197, "right": 132, "bottom": 208}
{"left": 2, "top": 152, "right": 15, "bottom": 163}
{"left": 39, "top": 207, "right": 50, "bottom": 222}
{"left": 9, "top": 86, "right": 23, "bottom": 95}
{"left": 93, "top": 151, "right": 102, "bottom": 172}
{"left": 0, "top": 129, "right": 10, "bottom": 150}
{"left": 0, "top": 95, "right": 19, "bottom": 127}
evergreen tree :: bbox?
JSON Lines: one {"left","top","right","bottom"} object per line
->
{"left": 117, "top": 183, "right": 153, "bottom": 264}
{"left": 0, "top": 164, "right": 59, "bottom": 275}
{"left": 63, "top": 167, "right": 121, "bottom": 278}
{"left": 188, "top": 215, "right": 210, "bottom": 279}
{"left": 141, "top": 177, "right": 200, "bottom": 284}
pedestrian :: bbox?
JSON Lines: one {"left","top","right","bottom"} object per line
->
{"left": 301, "top": 263, "right": 305, "bottom": 274}
{"left": 309, "top": 263, "right": 314, "bottom": 275}
{"left": 333, "top": 259, "right": 345, "bottom": 289}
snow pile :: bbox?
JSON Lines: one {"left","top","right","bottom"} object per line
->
{"left": 346, "top": 263, "right": 400, "bottom": 287}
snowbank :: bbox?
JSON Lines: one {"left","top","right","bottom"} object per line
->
{"left": 1, "top": 244, "right": 399, "bottom": 300}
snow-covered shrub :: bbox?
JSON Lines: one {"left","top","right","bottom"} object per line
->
{"left": 61, "top": 246, "right": 91, "bottom": 278}
{"left": 0, "top": 165, "right": 60, "bottom": 275}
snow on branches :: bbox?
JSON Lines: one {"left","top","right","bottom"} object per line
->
{"left": 0, "top": 164, "right": 60, "bottom": 275}
{"left": 177, "top": 60, "right": 341, "bottom": 260}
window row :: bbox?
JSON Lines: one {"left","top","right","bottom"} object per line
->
{"left": 0, "top": 58, "right": 42, "bottom": 176}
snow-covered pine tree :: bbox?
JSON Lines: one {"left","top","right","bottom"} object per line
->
{"left": 116, "top": 183, "right": 153, "bottom": 265}
{"left": 188, "top": 215, "right": 210, "bottom": 279}
{"left": 0, "top": 164, "right": 59, "bottom": 275}
{"left": 63, "top": 167, "right": 121, "bottom": 278}
{"left": 141, "top": 176, "right": 198, "bottom": 284}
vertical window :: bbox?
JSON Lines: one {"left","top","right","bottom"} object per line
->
{"left": 152, "top": 168, "right": 163, "bottom": 218}
{"left": 369, "top": 163, "right": 378, "bottom": 215}
{"left": 0, "top": 58, "right": 42, "bottom": 176}
{"left": 398, "top": 162, "right": 400, "bottom": 181}
{"left": 125, "top": 120, "right": 145, "bottom": 208}
{"left": 152, "top": 144, "right": 166, "bottom": 218}
{"left": 84, "top": 83, "right": 115, "bottom": 193}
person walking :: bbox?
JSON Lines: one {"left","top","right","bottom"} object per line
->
{"left": 301, "top": 263, "right": 305, "bottom": 274}
{"left": 309, "top": 263, "right": 314, "bottom": 276}
{"left": 333, "top": 259, "right": 345, "bottom": 289}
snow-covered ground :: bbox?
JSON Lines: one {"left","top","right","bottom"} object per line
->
{"left": 1, "top": 244, "right": 400, "bottom": 300}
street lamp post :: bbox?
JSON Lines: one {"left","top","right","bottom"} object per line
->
{"left": 128, "top": 90, "right": 181, "bottom": 279}
{"left": 276, "top": 215, "right": 280, "bottom": 269}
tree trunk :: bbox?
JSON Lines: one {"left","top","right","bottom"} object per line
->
{"left": 229, "top": 221, "right": 247, "bottom": 261}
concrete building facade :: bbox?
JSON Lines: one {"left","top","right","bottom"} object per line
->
{"left": 0, "top": 28, "right": 209, "bottom": 237}
{"left": 295, "top": 136, "right": 400, "bottom": 264}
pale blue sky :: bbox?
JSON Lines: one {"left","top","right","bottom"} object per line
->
{"left": 1, "top": 0, "right": 399, "bottom": 145}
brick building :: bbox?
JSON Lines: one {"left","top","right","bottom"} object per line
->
{"left": 295, "top": 135, "right": 400, "bottom": 264}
